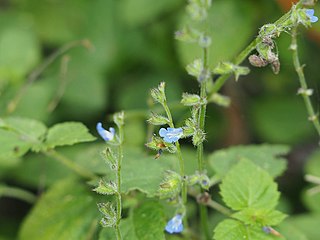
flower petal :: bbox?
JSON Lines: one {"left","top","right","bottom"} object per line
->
{"left": 96, "top": 122, "right": 115, "bottom": 141}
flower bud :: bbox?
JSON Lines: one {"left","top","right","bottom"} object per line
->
{"left": 101, "top": 148, "right": 117, "bottom": 170}
{"left": 181, "top": 93, "right": 201, "bottom": 106}
{"left": 192, "top": 128, "right": 205, "bottom": 146}
{"left": 158, "top": 170, "right": 182, "bottom": 199}
{"left": 186, "top": 59, "right": 203, "bottom": 79}
{"left": 147, "top": 112, "right": 170, "bottom": 125}
{"left": 97, "top": 202, "right": 117, "bottom": 227}
{"left": 113, "top": 111, "right": 124, "bottom": 127}
{"left": 209, "top": 93, "right": 231, "bottom": 107}
{"left": 150, "top": 82, "right": 166, "bottom": 104}
{"left": 93, "top": 180, "right": 117, "bottom": 195}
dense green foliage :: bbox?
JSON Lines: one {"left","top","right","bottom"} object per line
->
{"left": 1, "top": 0, "right": 320, "bottom": 239}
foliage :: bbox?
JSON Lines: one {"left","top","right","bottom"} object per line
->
{"left": 1, "top": 0, "right": 320, "bottom": 240}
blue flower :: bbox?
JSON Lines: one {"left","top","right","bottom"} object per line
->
{"left": 96, "top": 122, "right": 115, "bottom": 141}
{"left": 165, "top": 214, "right": 183, "bottom": 234}
{"left": 306, "top": 9, "right": 318, "bottom": 23}
{"left": 159, "top": 127, "right": 183, "bottom": 143}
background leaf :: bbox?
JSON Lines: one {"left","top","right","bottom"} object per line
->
{"left": 18, "top": 178, "right": 103, "bottom": 240}
{"left": 213, "top": 219, "right": 277, "bottom": 240}
{"left": 220, "top": 159, "right": 280, "bottom": 211}
{"left": 208, "top": 144, "right": 289, "bottom": 178}
{"left": 45, "top": 122, "right": 96, "bottom": 149}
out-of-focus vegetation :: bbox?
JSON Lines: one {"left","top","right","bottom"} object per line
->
{"left": 1, "top": 0, "right": 320, "bottom": 239}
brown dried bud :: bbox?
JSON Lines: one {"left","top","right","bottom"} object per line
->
{"left": 248, "top": 54, "right": 268, "bottom": 67}
{"left": 271, "top": 59, "right": 280, "bottom": 74}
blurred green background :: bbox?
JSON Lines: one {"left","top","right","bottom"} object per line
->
{"left": 1, "top": 0, "right": 320, "bottom": 239}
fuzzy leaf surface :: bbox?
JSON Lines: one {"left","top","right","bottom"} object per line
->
{"left": 220, "top": 159, "right": 280, "bottom": 211}
{"left": 208, "top": 144, "right": 289, "bottom": 178}
{"left": 45, "top": 122, "right": 96, "bottom": 148}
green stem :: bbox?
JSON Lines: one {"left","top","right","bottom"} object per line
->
{"left": 0, "top": 185, "right": 37, "bottom": 203}
{"left": 206, "top": 199, "right": 232, "bottom": 216}
{"left": 291, "top": 27, "right": 320, "bottom": 137}
{"left": 115, "top": 124, "right": 124, "bottom": 240}
{"left": 198, "top": 46, "right": 210, "bottom": 240}
{"left": 44, "top": 150, "right": 97, "bottom": 180}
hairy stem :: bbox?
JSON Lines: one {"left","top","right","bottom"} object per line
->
{"left": 291, "top": 27, "right": 320, "bottom": 137}
{"left": 198, "top": 46, "right": 210, "bottom": 240}
{"left": 115, "top": 124, "right": 124, "bottom": 240}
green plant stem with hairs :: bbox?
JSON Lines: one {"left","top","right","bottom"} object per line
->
{"left": 115, "top": 118, "right": 125, "bottom": 240}
{"left": 291, "top": 26, "right": 320, "bottom": 137}
{"left": 198, "top": 45, "right": 210, "bottom": 240}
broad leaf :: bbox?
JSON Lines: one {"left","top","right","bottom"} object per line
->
{"left": 208, "top": 144, "right": 289, "bottom": 178}
{"left": 232, "top": 208, "right": 287, "bottom": 226}
{"left": 18, "top": 178, "right": 104, "bottom": 240}
{"left": 220, "top": 159, "right": 280, "bottom": 211}
{"left": 0, "top": 117, "right": 47, "bottom": 157}
{"left": 213, "top": 219, "right": 278, "bottom": 240}
{"left": 132, "top": 201, "right": 166, "bottom": 240}
{"left": 121, "top": 148, "right": 175, "bottom": 197}
{"left": 45, "top": 122, "right": 96, "bottom": 148}
{"left": 99, "top": 201, "right": 165, "bottom": 240}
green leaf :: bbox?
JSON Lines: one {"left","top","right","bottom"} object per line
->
{"left": 283, "top": 214, "right": 320, "bottom": 240}
{"left": 220, "top": 159, "right": 280, "bottom": 211}
{"left": 18, "top": 178, "right": 103, "bottom": 240}
{"left": 45, "top": 122, "right": 96, "bottom": 148}
{"left": 305, "top": 149, "right": 320, "bottom": 177}
{"left": 213, "top": 219, "right": 278, "bottom": 240}
{"left": 99, "top": 201, "right": 165, "bottom": 240}
{"left": 0, "top": 117, "right": 47, "bottom": 144}
{"left": 0, "top": 117, "right": 47, "bottom": 156}
{"left": 277, "top": 221, "right": 308, "bottom": 240}
{"left": 132, "top": 201, "right": 166, "bottom": 240}
{"left": 232, "top": 208, "right": 287, "bottom": 226}
{"left": 121, "top": 148, "right": 175, "bottom": 197}
{"left": 208, "top": 144, "right": 289, "bottom": 178}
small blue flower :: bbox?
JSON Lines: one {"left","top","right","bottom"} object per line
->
{"left": 306, "top": 9, "right": 318, "bottom": 23}
{"left": 165, "top": 214, "right": 183, "bottom": 234}
{"left": 159, "top": 127, "right": 183, "bottom": 143}
{"left": 262, "top": 226, "right": 271, "bottom": 234}
{"left": 96, "top": 122, "right": 115, "bottom": 141}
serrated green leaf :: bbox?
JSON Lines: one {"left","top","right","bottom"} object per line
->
{"left": 220, "top": 159, "right": 280, "bottom": 211}
{"left": 208, "top": 144, "right": 289, "bottom": 178}
{"left": 232, "top": 208, "right": 287, "bottom": 227}
{"left": 133, "top": 201, "right": 166, "bottom": 240}
{"left": 45, "top": 122, "right": 96, "bottom": 148}
{"left": 0, "top": 117, "right": 47, "bottom": 142}
{"left": 121, "top": 148, "right": 175, "bottom": 197}
{"left": 99, "top": 202, "right": 165, "bottom": 240}
{"left": 18, "top": 178, "right": 104, "bottom": 240}
{"left": 0, "top": 117, "right": 47, "bottom": 156}
{"left": 213, "top": 219, "right": 278, "bottom": 240}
